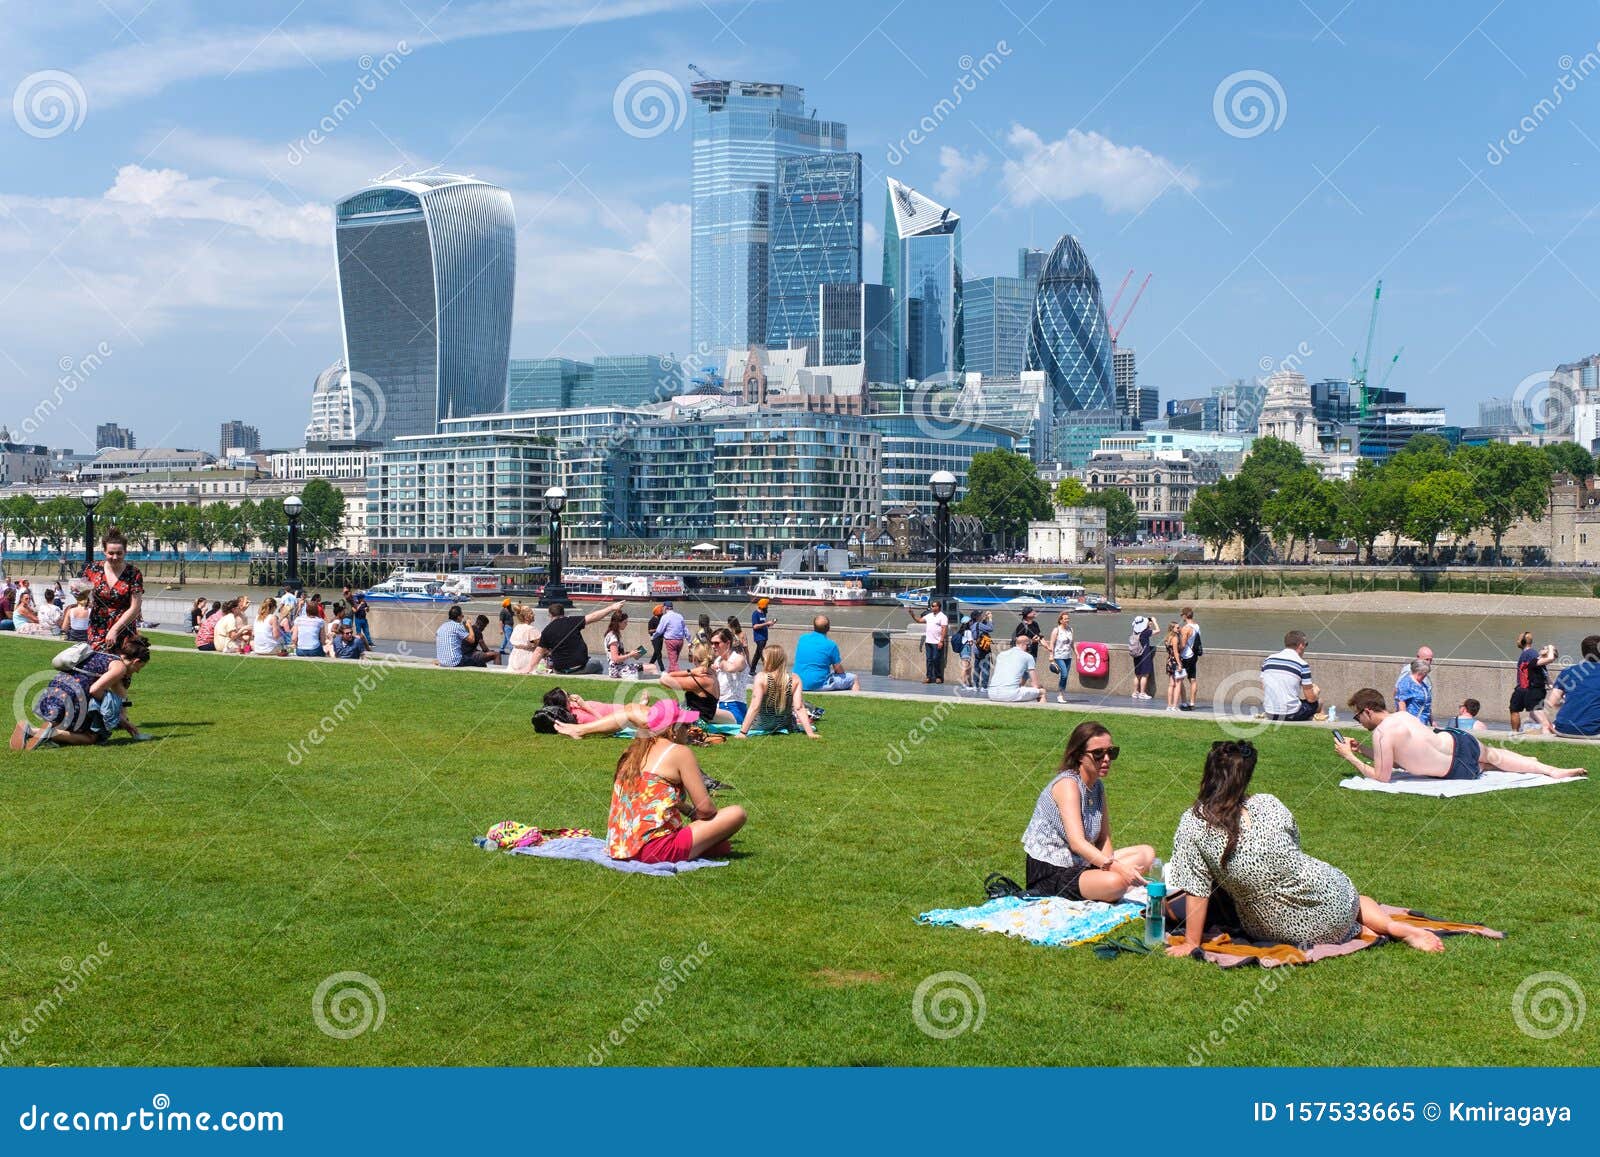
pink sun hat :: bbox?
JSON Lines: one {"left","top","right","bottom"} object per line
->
{"left": 645, "top": 699, "right": 702, "bottom": 732}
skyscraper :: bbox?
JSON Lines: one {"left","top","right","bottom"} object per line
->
{"left": 767, "top": 153, "right": 862, "bottom": 349}
{"left": 1113, "top": 347, "right": 1137, "bottom": 418}
{"left": 819, "top": 283, "right": 895, "bottom": 384}
{"left": 1017, "top": 247, "right": 1046, "bottom": 282}
{"left": 219, "top": 420, "right": 260, "bottom": 457}
{"left": 96, "top": 422, "right": 135, "bottom": 450}
{"left": 689, "top": 78, "right": 847, "bottom": 366}
{"left": 963, "top": 276, "right": 1034, "bottom": 377}
{"left": 334, "top": 174, "right": 516, "bottom": 443}
{"left": 1025, "top": 234, "right": 1115, "bottom": 414}
{"left": 883, "top": 178, "right": 963, "bottom": 384}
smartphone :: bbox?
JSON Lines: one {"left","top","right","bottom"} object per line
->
{"left": 1331, "top": 729, "right": 1347, "bottom": 746}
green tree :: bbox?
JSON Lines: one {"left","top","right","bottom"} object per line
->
{"left": 35, "top": 496, "right": 82, "bottom": 568}
{"left": 1264, "top": 469, "right": 1337, "bottom": 561}
{"left": 298, "top": 480, "right": 347, "bottom": 551}
{"left": 96, "top": 488, "right": 128, "bottom": 531}
{"left": 1083, "top": 488, "right": 1140, "bottom": 541}
{"left": 1404, "top": 469, "right": 1480, "bottom": 562}
{"left": 953, "top": 449, "right": 1051, "bottom": 549}
{"left": 190, "top": 502, "right": 232, "bottom": 554}
{"left": 120, "top": 502, "right": 164, "bottom": 552}
{"left": 1457, "top": 442, "right": 1554, "bottom": 563}
{"left": 1228, "top": 436, "right": 1310, "bottom": 557}
{"left": 0, "top": 494, "right": 40, "bottom": 559}
{"left": 227, "top": 500, "right": 258, "bottom": 553}
{"left": 1542, "top": 441, "right": 1596, "bottom": 482}
{"left": 1052, "top": 477, "right": 1089, "bottom": 508}
{"left": 152, "top": 506, "right": 195, "bottom": 583}
{"left": 1387, "top": 432, "right": 1453, "bottom": 482}
{"left": 253, "top": 498, "right": 289, "bottom": 552}
{"left": 1335, "top": 462, "right": 1399, "bottom": 564}
{"left": 1185, "top": 481, "right": 1237, "bottom": 558}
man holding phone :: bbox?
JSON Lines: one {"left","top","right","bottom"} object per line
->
{"left": 1334, "top": 688, "right": 1584, "bottom": 782}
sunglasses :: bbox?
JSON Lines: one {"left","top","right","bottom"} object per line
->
{"left": 1085, "top": 745, "right": 1120, "bottom": 762}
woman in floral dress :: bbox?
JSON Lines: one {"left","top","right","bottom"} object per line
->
{"left": 83, "top": 527, "right": 143, "bottom": 652}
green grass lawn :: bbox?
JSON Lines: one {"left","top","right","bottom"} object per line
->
{"left": 1, "top": 635, "right": 1595, "bottom": 1067}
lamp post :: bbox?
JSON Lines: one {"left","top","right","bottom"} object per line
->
{"left": 540, "top": 486, "right": 567, "bottom": 607}
{"left": 283, "top": 493, "right": 304, "bottom": 592}
{"left": 930, "top": 470, "right": 957, "bottom": 615}
{"left": 80, "top": 488, "right": 100, "bottom": 572}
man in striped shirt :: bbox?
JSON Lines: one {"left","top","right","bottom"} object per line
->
{"left": 1261, "top": 630, "right": 1321, "bottom": 721}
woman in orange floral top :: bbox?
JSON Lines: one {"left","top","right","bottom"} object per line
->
{"left": 606, "top": 700, "right": 747, "bottom": 863}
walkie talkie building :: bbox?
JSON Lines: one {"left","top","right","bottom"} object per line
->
{"left": 334, "top": 174, "right": 516, "bottom": 443}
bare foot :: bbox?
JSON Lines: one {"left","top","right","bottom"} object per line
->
{"left": 1399, "top": 926, "right": 1445, "bottom": 953}
{"left": 1551, "top": 767, "right": 1589, "bottom": 778}
{"left": 553, "top": 722, "right": 586, "bottom": 740}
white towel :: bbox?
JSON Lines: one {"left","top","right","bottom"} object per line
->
{"left": 1340, "top": 770, "right": 1583, "bottom": 797}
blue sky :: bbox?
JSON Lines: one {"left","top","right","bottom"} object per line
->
{"left": 2, "top": 0, "right": 1598, "bottom": 449}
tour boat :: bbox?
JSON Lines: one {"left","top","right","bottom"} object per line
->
{"left": 752, "top": 575, "right": 870, "bottom": 606}
{"left": 379, "top": 569, "right": 500, "bottom": 598}
{"left": 569, "top": 574, "right": 688, "bottom": 602}
{"left": 893, "top": 579, "right": 1087, "bottom": 609}
{"left": 363, "top": 578, "right": 467, "bottom": 604}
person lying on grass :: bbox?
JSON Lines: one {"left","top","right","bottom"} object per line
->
{"left": 1166, "top": 739, "right": 1444, "bottom": 957}
{"left": 606, "top": 700, "right": 747, "bottom": 865}
{"left": 12, "top": 634, "right": 153, "bottom": 751}
{"left": 1335, "top": 687, "right": 1586, "bottom": 782}
{"left": 531, "top": 687, "right": 640, "bottom": 736}
{"left": 1020, "top": 720, "right": 1155, "bottom": 902}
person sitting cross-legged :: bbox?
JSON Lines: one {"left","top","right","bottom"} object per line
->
{"left": 794, "top": 615, "right": 857, "bottom": 692}
{"left": 606, "top": 700, "right": 747, "bottom": 864}
{"left": 1336, "top": 687, "right": 1585, "bottom": 781}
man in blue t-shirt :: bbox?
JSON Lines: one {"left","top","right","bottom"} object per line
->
{"left": 794, "top": 615, "right": 857, "bottom": 692}
{"left": 750, "top": 598, "right": 773, "bottom": 671}
{"left": 1551, "top": 635, "right": 1600, "bottom": 737}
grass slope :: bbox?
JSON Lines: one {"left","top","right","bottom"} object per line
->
{"left": 0, "top": 637, "right": 1594, "bottom": 1067}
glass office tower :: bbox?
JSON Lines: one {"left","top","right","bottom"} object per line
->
{"left": 767, "top": 152, "right": 863, "bottom": 349}
{"left": 689, "top": 78, "right": 848, "bottom": 366}
{"left": 819, "top": 282, "right": 895, "bottom": 384}
{"left": 1025, "top": 233, "right": 1114, "bottom": 414}
{"left": 334, "top": 175, "right": 516, "bottom": 443}
{"left": 883, "top": 178, "right": 962, "bottom": 384}
{"left": 963, "top": 276, "right": 1034, "bottom": 377}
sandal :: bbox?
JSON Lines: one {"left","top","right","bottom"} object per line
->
{"left": 983, "top": 872, "right": 1029, "bottom": 900}
{"left": 1091, "top": 934, "right": 1154, "bottom": 960}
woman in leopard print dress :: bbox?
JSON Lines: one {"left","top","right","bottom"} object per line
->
{"left": 1165, "top": 740, "right": 1447, "bottom": 957}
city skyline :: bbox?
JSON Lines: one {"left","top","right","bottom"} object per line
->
{"left": 3, "top": 2, "right": 1600, "bottom": 447}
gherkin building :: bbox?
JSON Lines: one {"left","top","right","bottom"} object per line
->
{"left": 1025, "top": 234, "right": 1115, "bottom": 413}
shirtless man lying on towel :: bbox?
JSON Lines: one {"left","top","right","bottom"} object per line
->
{"left": 1335, "top": 687, "right": 1587, "bottom": 782}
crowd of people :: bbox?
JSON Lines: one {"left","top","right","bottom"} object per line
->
{"left": 192, "top": 584, "right": 373, "bottom": 660}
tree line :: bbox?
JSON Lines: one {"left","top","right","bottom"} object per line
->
{"left": 1185, "top": 434, "right": 1596, "bottom": 563}
{"left": 953, "top": 449, "right": 1142, "bottom": 548}
{"left": 0, "top": 480, "right": 347, "bottom": 564}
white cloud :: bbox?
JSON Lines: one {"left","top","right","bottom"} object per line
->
{"left": 933, "top": 145, "right": 989, "bottom": 199}
{"left": 1001, "top": 125, "right": 1195, "bottom": 214}
{"left": 102, "top": 165, "right": 331, "bottom": 245}
{"left": 76, "top": 0, "right": 714, "bottom": 106}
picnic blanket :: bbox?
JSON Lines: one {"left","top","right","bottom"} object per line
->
{"left": 1340, "top": 770, "right": 1584, "bottom": 797}
{"left": 918, "top": 894, "right": 1143, "bottom": 948}
{"left": 612, "top": 721, "right": 807, "bottom": 739}
{"left": 485, "top": 835, "right": 728, "bottom": 876}
{"left": 1176, "top": 905, "right": 1504, "bottom": 969}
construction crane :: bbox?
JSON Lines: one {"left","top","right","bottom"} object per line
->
{"left": 1109, "top": 273, "right": 1151, "bottom": 345}
{"left": 688, "top": 63, "right": 719, "bottom": 83}
{"left": 1104, "top": 270, "right": 1135, "bottom": 326}
{"left": 1350, "top": 280, "right": 1402, "bottom": 418}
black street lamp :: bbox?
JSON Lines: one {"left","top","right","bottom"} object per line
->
{"left": 539, "top": 486, "right": 568, "bottom": 607}
{"left": 284, "top": 493, "right": 304, "bottom": 592}
{"left": 930, "top": 470, "right": 957, "bottom": 615}
{"left": 79, "top": 488, "right": 99, "bottom": 572}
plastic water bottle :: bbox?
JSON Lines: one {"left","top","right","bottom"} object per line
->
{"left": 1144, "top": 879, "right": 1167, "bottom": 949}
{"left": 1327, "top": 707, "right": 1338, "bottom": 723}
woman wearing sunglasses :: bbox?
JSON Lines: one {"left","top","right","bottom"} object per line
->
{"left": 1020, "top": 720, "right": 1155, "bottom": 902}
{"left": 1164, "top": 739, "right": 1444, "bottom": 957}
